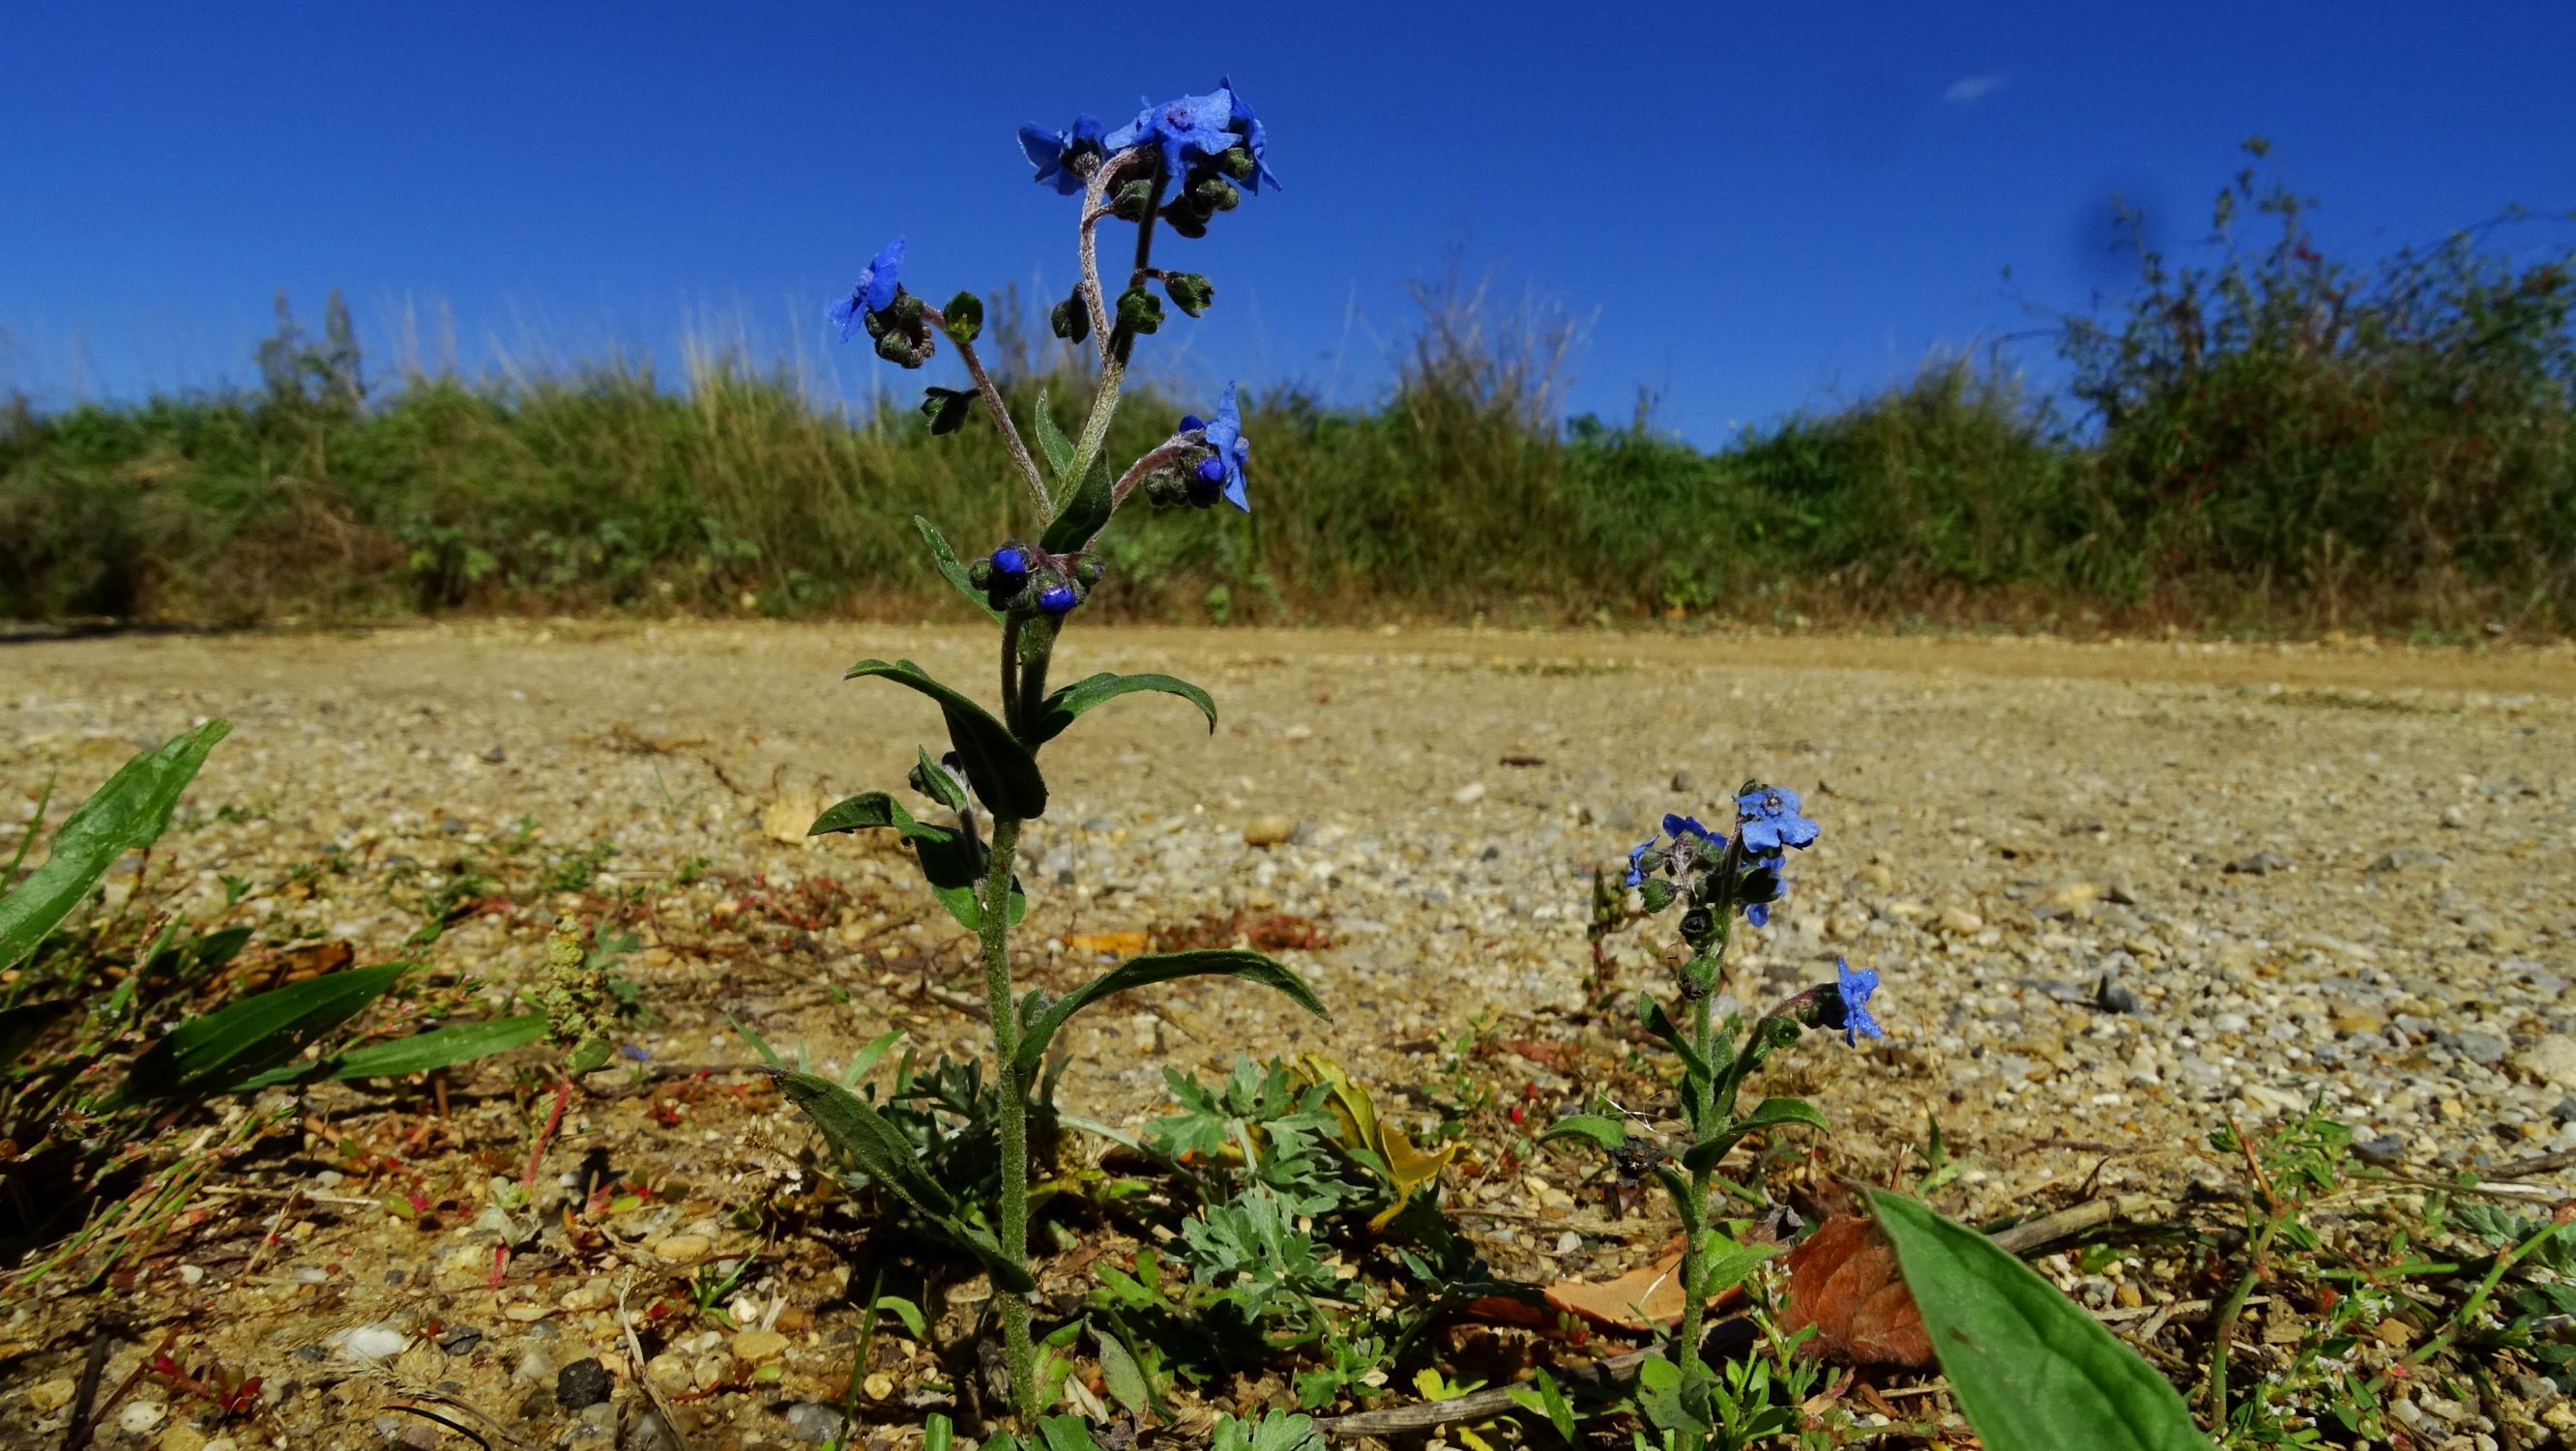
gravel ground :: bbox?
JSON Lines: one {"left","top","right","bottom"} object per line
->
{"left": 5, "top": 620, "right": 2573, "bottom": 1448}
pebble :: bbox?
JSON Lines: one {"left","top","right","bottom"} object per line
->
{"left": 731, "top": 1329, "right": 789, "bottom": 1363}
{"left": 119, "top": 1401, "right": 168, "bottom": 1435}
{"left": 1451, "top": 782, "right": 1487, "bottom": 805}
{"left": 1242, "top": 815, "right": 1298, "bottom": 848}
{"left": 332, "top": 1323, "right": 410, "bottom": 1361}
{"left": 158, "top": 1426, "right": 209, "bottom": 1451}
{"left": 783, "top": 1404, "right": 850, "bottom": 1442}
{"left": 650, "top": 1233, "right": 712, "bottom": 1263}
{"left": 28, "top": 1378, "right": 75, "bottom": 1412}
{"left": 2511, "top": 1034, "right": 2576, "bottom": 1090}
{"left": 556, "top": 1357, "right": 614, "bottom": 1410}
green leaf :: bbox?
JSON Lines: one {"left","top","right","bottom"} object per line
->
{"left": 1039, "top": 450, "right": 1114, "bottom": 554}
{"left": 923, "top": 1413, "right": 955, "bottom": 1451}
{"left": 1641, "top": 999, "right": 1711, "bottom": 1081}
{"left": 122, "top": 962, "right": 407, "bottom": 1101}
{"left": 767, "top": 1069, "right": 1036, "bottom": 1293}
{"left": 844, "top": 660, "right": 1046, "bottom": 819}
{"left": 1, "top": 719, "right": 229, "bottom": 974}
{"left": 1695, "top": 1230, "right": 1782, "bottom": 1299}
{"left": 1094, "top": 1321, "right": 1152, "bottom": 1416}
{"left": 909, "top": 746, "right": 969, "bottom": 813}
{"left": 1867, "top": 1189, "right": 2210, "bottom": 1451}
{"left": 941, "top": 291, "right": 983, "bottom": 344}
{"left": 234, "top": 1013, "right": 548, "bottom": 1088}
{"left": 1537, "top": 1114, "right": 1628, "bottom": 1151}
{"left": 841, "top": 1027, "right": 905, "bottom": 1088}
{"left": 1013, "top": 948, "right": 1326, "bottom": 1079}
{"left": 1680, "top": 1095, "right": 1830, "bottom": 1173}
{"left": 1031, "top": 672, "right": 1218, "bottom": 744}
{"left": 807, "top": 792, "right": 1021, "bottom": 931}
{"left": 1038, "top": 1416, "right": 1103, "bottom": 1451}
{"left": 911, "top": 515, "right": 1006, "bottom": 624}
{"left": 1506, "top": 1367, "right": 1576, "bottom": 1442}
{"left": 1033, "top": 392, "right": 1076, "bottom": 480}
{"left": 920, "top": 386, "right": 976, "bottom": 435}
{"left": 876, "top": 1294, "right": 928, "bottom": 1341}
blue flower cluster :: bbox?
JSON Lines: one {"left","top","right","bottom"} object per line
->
{"left": 1621, "top": 783, "right": 1886, "bottom": 1043}
{"left": 971, "top": 541, "right": 1093, "bottom": 618}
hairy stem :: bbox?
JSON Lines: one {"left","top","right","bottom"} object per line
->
{"left": 979, "top": 803, "right": 1034, "bottom": 1424}
{"left": 927, "top": 308, "right": 1052, "bottom": 521}
{"left": 1069, "top": 170, "right": 1163, "bottom": 487}
{"left": 1674, "top": 972, "right": 1718, "bottom": 1451}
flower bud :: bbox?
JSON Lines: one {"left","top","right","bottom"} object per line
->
{"left": 1218, "top": 147, "right": 1256, "bottom": 183}
{"left": 1037, "top": 580, "right": 1080, "bottom": 616}
{"left": 1161, "top": 272, "right": 1215, "bottom": 318}
{"left": 1191, "top": 176, "right": 1241, "bottom": 213}
{"left": 1111, "top": 179, "right": 1155, "bottom": 220}
{"left": 940, "top": 291, "right": 984, "bottom": 345}
{"left": 990, "top": 544, "right": 1029, "bottom": 578}
{"left": 1072, "top": 556, "right": 1105, "bottom": 586}
{"left": 1050, "top": 293, "right": 1091, "bottom": 344}
{"left": 1116, "top": 286, "right": 1165, "bottom": 335}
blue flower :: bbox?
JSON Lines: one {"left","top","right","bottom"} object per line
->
{"left": 829, "top": 237, "right": 905, "bottom": 342}
{"left": 1191, "top": 384, "right": 1251, "bottom": 511}
{"left": 990, "top": 545, "right": 1029, "bottom": 577}
{"left": 1744, "top": 903, "right": 1770, "bottom": 927}
{"left": 1219, "top": 74, "right": 1280, "bottom": 192}
{"left": 1662, "top": 812, "right": 1715, "bottom": 844}
{"left": 1829, "top": 959, "right": 1883, "bottom": 1047}
{"left": 1017, "top": 114, "right": 1106, "bottom": 195}
{"left": 1624, "top": 836, "right": 1655, "bottom": 887}
{"left": 1104, "top": 87, "right": 1238, "bottom": 177}
{"left": 1735, "top": 784, "right": 1818, "bottom": 856}
{"left": 1037, "top": 582, "right": 1079, "bottom": 615}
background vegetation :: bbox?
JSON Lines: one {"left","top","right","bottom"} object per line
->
{"left": 6, "top": 149, "right": 2570, "bottom": 635}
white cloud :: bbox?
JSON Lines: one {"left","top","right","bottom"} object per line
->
{"left": 1943, "top": 74, "right": 2006, "bottom": 104}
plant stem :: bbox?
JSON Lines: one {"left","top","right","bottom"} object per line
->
{"left": 1674, "top": 954, "right": 1719, "bottom": 1451}
{"left": 1069, "top": 171, "right": 1162, "bottom": 488}
{"left": 928, "top": 309, "right": 1052, "bottom": 521}
{"left": 978, "top": 801, "right": 1034, "bottom": 1425}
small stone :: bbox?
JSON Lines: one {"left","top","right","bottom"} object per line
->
{"left": 2092, "top": 974, "right": 2140, "bottom": 1014}
{"left": 28, "top": 1378, "right": 76, "bottom": 1413}
{"left": 1669, "top": 770, "right": 1696, "bottom": 793}
{"left": 2353, "top": 1135, "right": 2405, "bottom": 1167}
{"left": 2239, "top": 1084, "right": 2304, "bottom": 1116}
{"left": 2510, "top": 1034, "right": 2576, "bottom": 1090}
{"left": 644, "top": 1353, "right": 692, "bottom": 1392}
{"left": 651, "top": 1233, "right": 712, "bottom": 1263}
{"left": 118, "top": 1401, "right": 168, "bottom": 1435}
{"left": 2228, "top": 850, "right": 2294, "bottom": 876}
{"left": 482, "top": 745, "right": 508, "bottom": 764}
{"left": 1451, "top": 782, "right": 1487, "bottom": 805}
{"left": 783, "top": 1404, "right": 850, "bottom": 1442}
{"left": 731, "top": 1329, "right": 789, "bottom": 1364}
{"left": 1242, "top": 815, "right": 1298, "bottom": 848}
{"left": 437, "top": 1324, "right": 484, "bottom": 1355}
{"left": 1939, "top": 907, "right": 1985, "bottom": 935}
{"left": 556, "top": 1357, "right": 614, "bottom": 1410}
{"left": 333, "top": 1323, "right": 410, "bottom": 1361}
{"left": 2444, "top": 1030, "right": 2509, "bottom": 1067}
{"left": 158, "top": 1425, "right": 209, "bottom": 1451}
{"left": 2550, "top": 1096, "right": 2576, "bottom": 1126}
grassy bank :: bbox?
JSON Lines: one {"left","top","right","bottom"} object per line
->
{"left": 6, "top": 155, "right": 2571, "bottom": 634}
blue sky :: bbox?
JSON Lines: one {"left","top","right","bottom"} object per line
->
{"left": 5, "top": 1, "right": 2571, "bottom": 446}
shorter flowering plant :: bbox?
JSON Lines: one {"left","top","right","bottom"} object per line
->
{"left": 1548, "top": 779, "right": 1886, "bottom": 1446}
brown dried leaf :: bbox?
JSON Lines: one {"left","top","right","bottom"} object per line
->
{"left": 1780, "top": 1215, "right": 1933, "bottom": 1367}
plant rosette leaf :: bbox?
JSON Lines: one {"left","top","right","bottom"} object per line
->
{"left": 1013, "top": 948, "right": 1326, "bottom": 1079}
{"left": 807, "top": 792, "right": 1022, "bottom": 930}
{"left": 1866, "top": 1189, "right": 2210, "bottom": 1451}
{"left": 233, "top": 1013, "right": 549, "bottom": 1089}
{"left": 1, "top": 719, "right": 230, "bottom": 973}
{"left": 844, "top": 659, "right": 1046, "bottom": 818}
{"left": 767, "top": 1068, "right": 1035, "bottom": 1293}
{"left": 1536, "top": 1114, "right": 1628, "bottom": 1151}
{"left": 1031, "top": 672, "right": 1217, "bottom": 744}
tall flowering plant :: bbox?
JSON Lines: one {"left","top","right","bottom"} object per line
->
{"left": 767, "top": 80, "right": 1323, "bottom": 1428}
{"left": 1547, "top": 785, "right": 1885, "bottom": 1449}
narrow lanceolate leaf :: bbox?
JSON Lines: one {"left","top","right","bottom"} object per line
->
{"left": 122, "top": 962, "right": 408, "bottom": 1101}
{"left": 807, "top": 792, "right": 1021, "bottom": 930}
{"left": 1680, "top": 1095, "right": 1830, "bottom": 1173}
{"left": 1866, "top": 1190, "right": 2211, "bottom": 1451}
{"left": 1039, "top": 450, "right": 1115, "bottom": 554}
{"left": 767, "top": 1069, "right": 1037, "bottom": 1293}
{"left": 233, "top": 1013, "right": 548, "bottom": 1088}
{"left": 843, "top": 660, "right": 1047, "bottom": 818}
{"left": 1033, "top": 392, "right": 1077, "bottom": 481}
{"left": 912, "top": 515, "right": 1006, "bottom": 624}
{"left": 1031, "top": 672, "right": 1217, "bottom": 744}
{"left": 1, "top": 719, "right": 230, "bottom": 973}
{"left": 1013, "top": 949, "right": 1326, "bottom": 1078}
{"left": 1536, "top": 1114, "right": 1629, "bottom": 1151}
